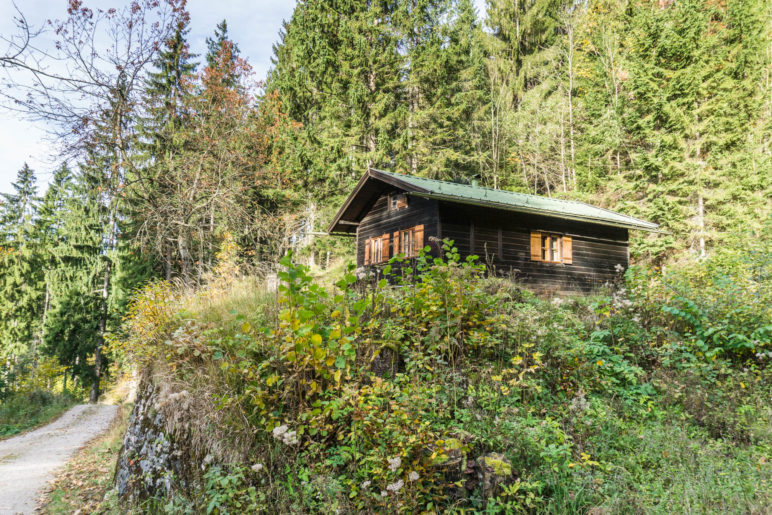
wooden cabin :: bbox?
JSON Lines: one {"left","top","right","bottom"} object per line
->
{"left": 328, "top": 169, "right": 659, "bottom": 293}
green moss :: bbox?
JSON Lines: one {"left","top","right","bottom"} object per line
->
{"left": 483, "top": 456, "right": 512, "bottom": 477}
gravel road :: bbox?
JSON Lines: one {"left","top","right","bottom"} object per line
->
{"left": 0, "top": 403, "right": 118, "bottom": 515}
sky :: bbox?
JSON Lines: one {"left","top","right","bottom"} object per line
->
{"left": 0, "top": 0, "right": 487, "bottom": 195}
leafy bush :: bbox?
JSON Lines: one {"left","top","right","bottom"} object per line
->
{"left": 115, "top": 240, "right": 771, "bottom": 513}
{"left": 0, "top": 389, "right": 75, "bottom": 437}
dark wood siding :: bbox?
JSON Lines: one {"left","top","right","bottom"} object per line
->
{"left": 439, "top": 202, "right": 628, "bottom": 293}
{"left": 356, "top": 190, "right": 440, "bottom": 267}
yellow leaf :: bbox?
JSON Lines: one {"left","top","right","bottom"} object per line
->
{"left": 330, "top": 328, "right": 341, "bottom": 339}
{"left": 740, "top": 382, "right": 746, "bottom": 389}
{"left": 334, "top": 370, "right": 342, "bottom": 383}
{"left": 311, "top": 334, "right": 323, "bottom": 346}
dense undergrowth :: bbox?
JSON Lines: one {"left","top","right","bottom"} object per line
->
{"left": 113, "top": 239, "right": 771, "bottom": 514}
{"left": 0, "top": 390, "right": 76, "bottom": 438}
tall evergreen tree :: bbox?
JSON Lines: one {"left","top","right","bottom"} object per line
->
{"left": 0, "top": 164, "right": 43, "bottom": 360}
{"left": 131, "top": 12, "right": 198, "bottom": 279}
{"left": 205, "top": 20, "right": 241, "bottom": 90}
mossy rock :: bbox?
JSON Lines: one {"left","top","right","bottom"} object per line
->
{"left": 481, "top": 455, "right": 512, "bottom": 476}
{"left": 475, "top": 452, "right": 513, "bottom": 501}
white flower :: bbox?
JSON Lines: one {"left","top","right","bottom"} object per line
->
{"left": 408, "top": 471, "right": 419, "bottom": 482}
{"left": 361, "top": 480, "right": 371, "bottom": 489}
{"left": 272, "top": 424, "right": 299, "bottom": 445}
{"left": 387, "top": 456, "right": 402, "bottom": 472}
{"left": 386, "top": 479, "right": 404, "bottom": 493}
{"left": 380, "top": 490, "right": 387, "bottom": 497}
{"left": 251, "top": 463, "right": 264, "bottom": 473}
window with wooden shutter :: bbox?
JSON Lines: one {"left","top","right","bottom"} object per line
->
{"left": 399, "top": 228, "right": 412, "bottom": 256}
{"left": 413, "top": 224, "right": 424, "bottom": 256}
{"left": 364, "top": 234, "right": 391, "bottom": 265}
{"left": 561, "top": 236, "right": 572, "bottom": 264}
{"left": 530, "top": 232, "right": 542, "bottom": 261}
{"left": 392, "top": 231, "right": 400, "bottom": 257}
{"left": 393, "top": 225, "right": 425, "bottom": 258}
{"left": 530, "top": 231, "right": 572, "bottom": 264}
{"left": 381, "top": 234, "right": 390, "bottom": 262}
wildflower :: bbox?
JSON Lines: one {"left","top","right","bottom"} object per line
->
{"left": 408, "top": 471, "right": 420, "bottom": 482}
{"left": 596, "top": 360, "right": 603, "bottom": 366}
{"left": 386, "top": 479, "right": 404, "bottom": 493}
{"left": 387, "top": 456, "right": 402, "bottom": 472}
{"left": 272, "top": 424, "right": 299, "bottom": 445}
{"left": 361, "top": 480, "right": 371, "bottom": 489}
{"left": 380, "top": 490, "right": 387, "bottom": 497}
{"left": 251, "top": 463, "right": 264, "bottom": 473}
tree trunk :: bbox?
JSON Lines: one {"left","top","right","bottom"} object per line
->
{"left": 89, "top": 256, "right": 111, "bottom": 404}
{"left": 566, "top": 20, "right": 576, "bottom": 188}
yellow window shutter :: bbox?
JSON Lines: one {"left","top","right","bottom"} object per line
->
{"left": 530, "top": 232, "right": 542, "bottom": 261}
{"left": 562, "top": 235, "right": 573, "bottom": 264}
{"left": 413, "top": 224, "right": 424, "bottom": 255}
{"left": 381, "top": 234, "right": 390, "bottom": 262}
{"left": 364, "top": 238, "right": 370, "bottom": 265}
{"left": 393, "top": 231, "right": 400, "bottom": 256}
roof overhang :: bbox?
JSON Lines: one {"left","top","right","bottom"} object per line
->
{"left": 328, "top": 168, "right": 660, "bottom": 234}
{"left": 327, "top": 169, "right": 430, "bottom": 234}
{"left": 410, "top": 192, "right": 660, "bottom": 232}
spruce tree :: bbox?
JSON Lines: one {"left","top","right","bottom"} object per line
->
{"left": 42, "top": 168, "right": 105, "bottom": 391}
{"left": 131, "top": 14, "right": 197, "bottom": 279}
{"left": 0, "top": 164, "right": 43, "bottom": 360}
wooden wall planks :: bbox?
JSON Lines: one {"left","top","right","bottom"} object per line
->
{"left": 354, "top": 190, "right": 629, "bottom": 293}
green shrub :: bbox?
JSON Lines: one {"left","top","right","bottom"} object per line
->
{"left": 117, "top": 240, "right": 772, "bottom": 513}
{"left": 0, "top": 390, "right": 75, "bottom": 437}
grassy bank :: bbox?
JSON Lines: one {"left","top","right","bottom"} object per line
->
{"left": 113, "top": 243, "right": 771, "bottom": 513}
{"left": 0, "top": 390, "right": 76, "bottom": 439}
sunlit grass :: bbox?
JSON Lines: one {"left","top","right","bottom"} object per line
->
{"left": 0, "top": 391, "right": 76, "bottom": 439}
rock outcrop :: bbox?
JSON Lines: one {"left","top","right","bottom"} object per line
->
{"left": 114, "top": 375, "right": 193, "bottom": 503}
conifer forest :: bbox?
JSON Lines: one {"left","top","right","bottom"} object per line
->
{"left": 0, "top": 1, "right": 770, "bottom": 513}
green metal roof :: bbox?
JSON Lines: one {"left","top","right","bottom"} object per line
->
{"left": 371, "top": 169, "right": 659, "bottom": 231}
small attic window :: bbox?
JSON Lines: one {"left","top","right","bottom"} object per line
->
{"left": 389, "top": 193, "right": 408, "bottom": 211}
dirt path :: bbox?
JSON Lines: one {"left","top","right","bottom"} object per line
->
{"left": 0, "top": 404, "right": 118, "bottom": 515}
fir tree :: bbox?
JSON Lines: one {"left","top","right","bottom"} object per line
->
{"left": 205, "top": 20, "right": 241, "bottom": 90}
{"left": 132, "top": 12, "right": 198, "bottom": 279}
{"left": 0, "top": 164, "right": 43, "bottom": 360}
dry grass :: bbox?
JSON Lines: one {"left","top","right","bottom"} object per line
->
{"left": 177, "top": 274, "right": 278, "bottom": 333}
{"left": 149, "top": 360, "right": 257, "bottom": 469}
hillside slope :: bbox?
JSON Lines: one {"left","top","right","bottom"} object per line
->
{"left": 109, "top": 243, "right": 771, "bottom": 513}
